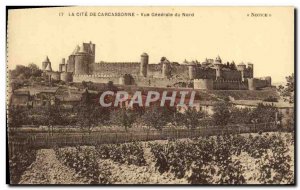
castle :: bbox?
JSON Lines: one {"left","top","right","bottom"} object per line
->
{"left": 42, "top": 41, "right": 272, "bottom": 90}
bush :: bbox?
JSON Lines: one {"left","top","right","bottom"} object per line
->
{"left": 263, "top": 96, "right": 278, "bottom": 102}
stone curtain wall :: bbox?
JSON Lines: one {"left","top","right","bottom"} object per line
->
{"left": 73, "top": 74, "right": 190, "bottom": 88}
{"left": 253, "top": 78, "right": 270, "bottom": 89}
{"left": 221, "top": 70, "right": 242, "bottom": 81}
{"left": 169, "top": 65, "right": 190, "bottom": 79}
{"left": 134, "top": 76, "right": 189, "bottom": 88}
{"left": 73, "top": 75, "right": 119, "bottom": 84}
{"left": 89, "top": 62, "right": 140, "bottom": 75}
{"left": 194, "top": 68, "right": 216, "bottom": 79}
{"left": 213, "top": 80, "right": 248, "bottom": 90}
{"left": 147, "top": 64, "right": 163, "bottom": 78}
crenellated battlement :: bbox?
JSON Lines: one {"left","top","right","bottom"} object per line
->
{"left": 73, "top": 74, "right": 121, "bottom": 78}
{"left": 95, "top": 61, "right": 140, "bottom": 65}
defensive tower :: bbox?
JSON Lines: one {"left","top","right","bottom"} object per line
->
{"left": 42, "top": 56, "right": 52, "bottom": 71}
{"left": 214, "top": 56, "right": 222, "bottom": 80}
{"left": 237, "top": 62, "right": 246, "bottom": 81}
{"left": 140, "top": 53, "right": 148, "bottom": 77}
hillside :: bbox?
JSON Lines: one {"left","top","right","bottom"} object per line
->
{"left": 73, "top": 82, "right": 279, "bottom": 101}
{"left": 207, "top": 88, "right": 279, "bottom": 100}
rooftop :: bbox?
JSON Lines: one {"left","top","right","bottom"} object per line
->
{"left": 232, "top": 99, "right": 294, "bottom": 108}
{"left": 14, "top": 86, "right": 59, "bottom": 96}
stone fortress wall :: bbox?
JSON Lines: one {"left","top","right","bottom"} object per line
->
{"left": 90, "top": 62, "right": 140, "bottom": 76}
{"left": 42, "top": 41, "right": 272, "bottom": 90}
{"left": 73, "top": 74, "right": 120, "bottom": 84}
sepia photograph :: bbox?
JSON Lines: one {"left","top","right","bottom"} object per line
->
{"left": 6, "top": 6, "right": 295, "bottom": 185}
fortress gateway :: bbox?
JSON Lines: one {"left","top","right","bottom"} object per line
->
{"left": 42, "top": 41, "right": 271, "bottom": 90}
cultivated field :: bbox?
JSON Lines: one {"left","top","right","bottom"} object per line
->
{"left": 10, "top": 132, "right": 294, "bottom": 185}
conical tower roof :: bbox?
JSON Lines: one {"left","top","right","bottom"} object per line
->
{"left": 77, "top": 43, "right": 87, "bottom": 54}
{"left": 215, "top": 55, "right": 222, "bottom": 63}
{"left": 43, "top": 56, "right": 50, "bottom": 63}
{"left": 45, "top": 63, "right": 52, "bottom": 71}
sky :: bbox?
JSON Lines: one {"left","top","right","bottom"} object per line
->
{"left": 7, "top": 6, "right": 294, "bottom": 83}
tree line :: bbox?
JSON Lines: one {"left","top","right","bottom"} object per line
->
{"left": 8, "top": 100, "right": 282, "bottom": 132}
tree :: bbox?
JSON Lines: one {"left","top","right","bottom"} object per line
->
{"left": 212, "top": 101, "right": 232, "bottom": 126}
{"left": 103, "top": 81, "right": 118, "bottom": 93}
{"left": 181, "top": 107, "right": 205, "bottom": 129}
{"left": 75, "top": 103, "right": 110, "bottom": 133}
{"left": 278, "top": 73, "right": 294, "bottom": 103}
{"left": 229, "top": 62, "right": 237, "bottom": 70}
{"left": 82, "top": 81, "right": 88, "bottom": 89}
{"left": 250, "top": 103, "right": 281, "bottom": 124}
{"left": 110, "top": 108, "right": 137, "bottom": 132}
{"left": 141, "top": 105, "right": 174, "bottom": 131}
{"left": 28, "top": 63, "right": 43, "bottom": 77}
{"left": 229, "top": 107, "right": 252, "bottom": 124}
{"left": 12, "top": 65, "right": 28, "bottom": 79}
{"left": 160, "top": 57, "right": 167, "bottom": 62}
{"left": 263, "top": 96, "right": 278, "bottom": 102}
{"left": 286, "top": 111, "right": 294, "bottom": 130}
{"left": 173, "top": 111, "right": 185, "bottom": 127}
{"left": 45, "top": 105, "right": 62, "bottom": 134}
{"left": 8, "top": 106, "right": 26, "bottom": 129}
{"left": 10, "top": 64, "right": 42, "bottom": 79}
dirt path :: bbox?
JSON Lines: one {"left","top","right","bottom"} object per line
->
{"left": 19, "top": 149, "right": 86, "bottom": 184}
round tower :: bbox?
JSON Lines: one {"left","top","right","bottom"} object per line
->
{"left": 162, "top": 59, "right": 170, "bottom": 78}
{"left": 61, "top": 64, "right": 66, "bottom": 72}
{"left": 248, "top": 78, "right": 256, "bottom": 90}
{"left": 67, "top": 55, "right": 76, "bottom": 73}
{"left": 215, "top": 64, "right": 222, "bottom": 80}
{"left": 247, "top": 63, "right": 253, "bottom": 70}
{"left": 247, "top": 63, "right": 254, "bottom": 78}
{"left": 74, "top": 55, "right": 89, "bottom": 75}
{"left": 264, "top": 76, "right": 272, "bottom": 87}
{"left": 59, "top": 58, "right": 66, "bottom": 72}
{"left": 59, "top": 64, "right": 63, "bottom": 72}
{"left": 74, "top": 44, "right": 90, "bottom": 75}
{"left": 140, "top": 53, "right": 148, "bottom": 77}
{"left": 188, "top": 62, "right": 196, "bottom": 80}
{"left": 237, "top": 62, "right": 246, "bottom": 81}
{"left": 88, "top": 41, "right": 96, "bottom": 63}
{"left": 214, "top": 56, "right": 222, "bottom": 80}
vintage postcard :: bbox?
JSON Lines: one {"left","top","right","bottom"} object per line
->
{"left": 6, "top": 6, "right": 295, "bottom": 185}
